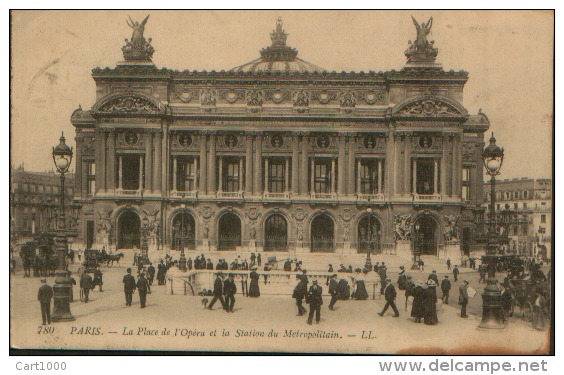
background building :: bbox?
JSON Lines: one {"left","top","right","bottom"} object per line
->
{"left": 70, "top": 17, "right": 489, "bottom": 265}
{"left": 483, "top": 178, "right": 552, "bottom": 259}
{"left": 10, "top": 164, "right": 78, "bottom": 242}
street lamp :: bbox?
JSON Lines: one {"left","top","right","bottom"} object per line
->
{"left": 364, "top": 208, "right": 373, "bottom": 269}
{"left": 140, "top": 216, "right": 150, "bottom": 267}
{"left": 178, "top": 205, "right": 187, "bottom": 272}
{"left": 51, "top": 132, "right": 75, "bottom": 322}
{"left": 479, "top": 132, "right": 505, "bottom": 330}
{"left": 411, "top": 223, "right": 421, "bottom": 270}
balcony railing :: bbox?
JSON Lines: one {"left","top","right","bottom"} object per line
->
{"left": 216, "top": 191, "right": 244, "bottom": 199}
{"left": 310, "top": 192, "right": 337, "bottom": 200}
{"left": 170, "top": 191, "right": 198, "bottom": 199}
{"left": 116, "top": 189, "right": 142, "bottom": 197}
{"left": 263, "top": 192, "right": 291, "bottom": 200}
{"left": 356, "top": 193, "right": 385, "bottom": 201}
{"left": 413, "top": 194, "right": 442, "bottom": 202}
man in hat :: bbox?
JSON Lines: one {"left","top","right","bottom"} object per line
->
{"left": 453, "top": 265, "right": 460, "bottom": 282}
{"left": 206, "top": 258, "right": 214, "bottom": 270}
{"left": 147, "top": 262, "right": 155, "bottom": 286}
{"left": 328, "top": 274, "right": 339, "bottom": 310}
{"left": 284, "top": 259, "right": 292, "bottom": 271}
{"left": 428, "top": 270, "right": 439, "bottom": 286}
{"left": 93, "top": 266, "right": 104, "bottom": 292}
{"left": 292, "top": 275, "right": 307, "bottom": 315}
{"left": 306, "top": 279, "right": 323, "bottom": 324}
{"left": 207, "top": 272, "right": 225, "bottom": 310}
{"left": 187, "top": 257, "right": 193, "bottom": 271}
{"left": 223, "top": 273, "right": 237, "bottom": 312}
{"left": 378, "top": 278, "right": 399, "bottom": 317}
{"left": 250, "top": 253, "right": 256, "bottom": 267}
{"left": 157, "top": 260, "right": 166, "bottom": 285}
{"left": 459, "top": 280, "right": 469, "bottom": 318}
{"left": 37, "top": 278, "right": 53, "bottom": 325}
{"left": 123, "top": 268, "right": 136, "bottom": 306}
{"left": 446, "top": 258, "right": 451, "bottom": 270}
{"left": 257, "top": 253, "right": 262, "bottom": 266}
{"left": 136, "top": 272, "right": 150, "bottom": 308}
{"left": 67, "top": 270, "right": 76, "bottom": 302}
{"left": 216, "top": 258, "right": 223, "bottom": 270}
{"left": 441, "top": 275, "right": 452, "bottom": 304}
{"left": 241, "top": 259, "right": 249, "bottom": 270}
{"left": 80, "top": 271, "right": 93, "bottom": 303}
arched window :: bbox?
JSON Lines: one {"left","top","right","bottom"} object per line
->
{"left": 311, "top": 215, "right": 334, "bottom": 252}
{"left": 264, "top": 214, "right": 288, "bottom": 251}
{"left": 218, "top": 213, "right": 241, "bottom": 250}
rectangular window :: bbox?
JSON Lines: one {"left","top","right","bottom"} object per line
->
{"left": 314, "top": 159, "right": 331, "bottom": 194}
{"left": 513, "top": 226, "right": 518, "bottom": 236}
{"left": 268, "top": 159, "right": 286, "bottom": 193}
{"left": 415, "top": 158, "right": 437, "bottom": 194}
{"left": 462, "top": 185, "right": 470, "bottom": 201}
{"left": 462, "top": 168, "right": 470, "bottom": 182}
{"left": 541, "top": 215, "right": 546, "bottom": 223}
{"left": 522, "top": 226, "right": 528, "bottom": 236}
{"left": 359, "top": 159, "right": 383, "bottom": 195}
{"left": 514, "top": 203, "right": 519, "bottom": 209}
{"left": 86, "top": 161, "right": 96, "bottom": 195}
{"left": 223, "top": 158, "right": 240, "bottom": 192}
{"left": 175, "top": 157, "right": 196, "bottom": 191}
{"left": 523, "top": 202, "right": 527, "bottom": 209}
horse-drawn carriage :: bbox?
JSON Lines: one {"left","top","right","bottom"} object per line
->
{"left": 507, "top": 267, "right": 549, "bottom": 322}
{"left": 19, "top": 234, "right": 59, "bottom": 277}
{"left": 265, "top": 256, "right": 290, "bottom": 270}
{"left": 82, "top": 249, "right": 100, "bottom": 274}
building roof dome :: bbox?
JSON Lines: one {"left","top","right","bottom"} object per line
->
{"left": 229, "top": 18, "right": 325, "bottom": 74}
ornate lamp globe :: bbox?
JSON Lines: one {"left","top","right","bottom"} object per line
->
{"left": 482, "top": 133, "right": 504, "bottom": 176}
{"left": 52, "top": 132, "right": 73, "bottom": 173}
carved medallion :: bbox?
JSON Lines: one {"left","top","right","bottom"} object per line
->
{"left": 173, "top": 87, "right": 197, "bottom": 103}
{"left": 200, "top": 206, "right": 214, "bottom": 219}
{"left": 312, "top": 90, "right": 336, "bottom": 104}
{"left": 292, "top": 208, "right": 307, "bottom": 222}
{"left": 340, "top": 208, "right": 353, "bottom": 222}
{"left": 220, "top": 89, "right": 245, "bottom": 104}
{"left": 246, "top": 206, "right": 261, "bottom": 221}
{"left": 364, "top": 136, "right": 377, "bottom": 149}
{"left": 267, "top": 89, "right": 290, "bottom": 104}
{"left": 82, "top": 138, "right": 95, "bottom": 154}
{"left": 361, "top": 90, "right": 385, "bottom": 105}
{"left": 270, "top": 135, "right": 284, "bottom": 148}
{"left": 316, "top": 136, "right": 330, "bottom": 149}
{"left": 178, "top": 133, "right": 193, "bottom": 148}
{"left": 225, "top": 134, "right": 238, "bottom": 148}
{"left": 418, "top": 135, "right": 433, "bottom": 149}
{"left": 124, "top": 132, "right": 139, "bottom": 146}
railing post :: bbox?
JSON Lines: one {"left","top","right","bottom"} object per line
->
{"left": 184, "top": 281, "right": 187, "bottom": 296}
{"left": 170, "top": 278, "right": 173, "bottom": 295}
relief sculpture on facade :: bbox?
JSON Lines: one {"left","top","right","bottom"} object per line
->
{"left": 393, "top": 214, "right": 412, "bottom": 241}
{"left": 443, "top": 214, "right": 460, "bottom": 243}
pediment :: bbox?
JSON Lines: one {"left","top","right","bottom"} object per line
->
{"left": 92, "top": 93, "right": 164, "bottom": 116}
{"left": 392, "top": 96, "right": 467, "bottom": 118}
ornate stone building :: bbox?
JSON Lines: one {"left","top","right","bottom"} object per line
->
{"left": 71, "top": 17, "right": 488, "bottom": 262}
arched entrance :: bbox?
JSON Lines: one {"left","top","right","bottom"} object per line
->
{"left": 413, "top": 215, "right": 439, "bottom": 256}
{"left": 218, "top": 213, "right": 241, "bottom": 251}
{"left": 171, "top": 211, "right": 196, "bottom": 250}
{"left": 264, "top": 214, "right": 288, "bottom": 251}
{"left": 358, "top": 214, "right": 382, "bottom": 255}
{"left": 311, "top": 214, "right": 334, "bottom": 252}
{"left": 117, "top": 211, "right": 141, "bottom": 249}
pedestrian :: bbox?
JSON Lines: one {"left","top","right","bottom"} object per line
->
{"left": 187, "top": 257, "right": 193, "bottom": 271}
{"left": 326, "top": 264, "right": 333, "bottom": 285}
{"left": 441, "top": 275, "right": 451, "bottom": 304}
{"left": 306, "top": 279, "right": 323, "bottom": 325}
{"left": 207, "top": 272, "right": 225, "bottom": 310}
{"left": 223, "top": 273, "right": 237, "bottom": 313}
{"left": 157, "top": 260, "right": 166, "bottom": 285}
{"left": 206, "top": 258, "right": 214, "bottom": 270}
{"left": 292, "top": 275, "right": 307, "bottom": 316}
{"left": 250, "top": 253, "right": 256, "bottom": 267}
{"left": 136, "top": 272, "right": 150, "bottom": 308}
{"left": 93, "top": 266, "right": 103, "bottom": 292}
{"left": 147, "top": 262, "right": 155, "bottom": 286}
{"left": 337, "top": 276, "right": 350, "bottom": 300}
{"left": 378, "top": 278, "right": 400, "bottom": 317}
{"left": 263, "top": 263, "right": 271, "bottom": 284}
{"left": 37, "top": 278, "right": 53, "bottom": 325}
{"left": 532, "top": 288, "right": 548, "bottom": 331}
{"left": 328, "top": 274, "right": 338, "bottom": 310}
{"left": 248, "top": 267, "right": 260, "bottom": 297}
{"left": 397, "top": 265, "right": 407, "bottom": 290}
{"left": 446, "top": 258, "right": 451, "bottom": 270}
{"left": 80, "top": 271, "right": 93, "bottom": 303}
{"left": 459, "top": 280, "right": 469, "bottom": 318}
{"left": 352, "top": 269, "right": 368, "bottom": 300}
{"left": 123, "top": 268, "right": 136, "bottom": 306}
{"left": 428, "top": 270, "right": 439, "bottom": 286}
{"left": 423, "top": 280, "right": 438, "bottom": 325}
{"left": 410, "top": 282, "right": 425, "bottom": 323}
{"left": 67, "top": 270, "right": 76, "bottom": 302}
{"left": 478, "top": 265, "right": 486, "bottom": 284}
{"left": 257, "top": 253, "right": 262, "bottom": 266}
{"left": 418, "top": 258, "right": 425, "bottom": 272}
{"left": 453, "top": 265, "right": 460, "bottom": 282}
{"left": 284, "top": 259, "right": 292, "bottom": 271}
{"left": 77, "top": 249, "right": 82, "bottom": 262}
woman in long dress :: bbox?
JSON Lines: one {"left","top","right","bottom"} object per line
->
{"left": 337, "top": 277, "right": 350, "bottom": 300}
{"left": 352, "top": 269, "right": 369, "bottom": 300}
{"left": 410, "top": 282, "right": 426, "bottom": 323}
{"left": 248, "top": 267, "right": 261, "bottom": 297}
{"left": 532, "top": 289, "right": 548, "bottom": 331}
{"left": 423, "top": 280, "right": 438, "bottom": 325}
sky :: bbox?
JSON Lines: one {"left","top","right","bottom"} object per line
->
{"left": 10, "top": 10, "right": 554, "bottom": 180}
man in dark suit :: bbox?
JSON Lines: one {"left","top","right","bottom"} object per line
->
{"left": 67, "top": 270, "right": 76, "bottom": 302}
{"left": 37, "top": 279, "right": 53, "bottom": 325}
{"left": 223, "top": 273, "right": 237, "bottom": 312}
{"left": 378, "top": 278, "right": 400, "bottom": 317}
{"left": 306, "top": 279, "right": 323, "bottom": 325}
{"left": 136, "top": 272, "right": 150, "bottom": 308}
{"left": 292, "top": 275, "right": 307, "bottom": 316}
{"left": 428, "top": 270, "right": 439, "bottom": 286}
{"left": 207, "top": 272, "right": 225, "bottom": 310}
{"left": 93, "top": 266, "right": 104, "bottom": 292}
{"left": 441, "top": 275, "right": 452, "bottom": 304}
{"left": 123, "top": 268, "right": 136, "bottom": 306}
{"left": 257, "top": 253, "right": 262, "bottom": 266}
{"left": 147, "top": 263, "right": 155, "bottom": 286}
{"left": 283, "top": 259, "right": 292, "bottom": 271}
{"left": 80, "top": 271, "right": 93, "bottom": 303}
{"left": 157, "top": 260, "right": 167, "bottom": 285}
{"left": 187, "top": 257, "right": 193, "bottom": 271}
{"left": 206, "top": 259, "right": 214, "bottom": 270}
{"left": 328, "top": 274, "right": 339, "bottom": 310}
{"left": 446, "top": 258, "right": 451, "bottom": 270}
{"left": 453, "top": 265, "right": 460, "bottom": 282}
{"left": 459, "top": 280, "right": 469, "bottom": 318}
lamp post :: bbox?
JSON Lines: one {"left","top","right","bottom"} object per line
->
{"left": 479, "top": 132, "right": 505, "bottom": 330}
{"left": 364, "top": 208, "right": 373, "bottom": 269}
{"left": 178, "top": 205, "right": 187, "bottom": 272}
{"left": 140, "top": 216, "right": 150, "bottom": 267}
{"left": 51, "top": 132, "right": 75, "bottom": 322}
{"left": 411, "top": 223, "right": 421, "bottom": 270}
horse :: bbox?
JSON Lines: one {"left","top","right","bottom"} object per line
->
{"left": 106, "top": 253, "right": 124, "bottom": 267}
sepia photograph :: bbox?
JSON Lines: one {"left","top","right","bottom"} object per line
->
{"left": 8, "top": 10, "right": 554, "bottom": 355}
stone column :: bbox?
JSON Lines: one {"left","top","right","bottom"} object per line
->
{"left": 118, "top": 155, "right": 123, "bottom": 190}
{"left": 99, "top": 130, "right": 107, "bottom": 193}
{"left": 299, "top": 133, "right": 309, "bottom": 195}
{"left": 139, "top": 155, "right": 144, "bottom": 191}
{"left": 434, "top": 158, "right": 439, "bottom": 195}
{"left": 347, "top": 135, "right": 355, "bottom": 194}
{"left": 310, "top": 158, "right": 315, "bottom": 194}
{"left": 194, "top": 158, "right": 198, "bottom": 191}
{"left": 208, "top": 132, "right": 216, "bottom": 194}
{"left": 338, "top": 135, "right": 346, "bottom": 195}
{"left": 253, "top": 134, "right": 262, "bottom": 194}
{"left": 441, "top": 135, "right": 447, "bottom": 195}
{"left": 154, "top": 130, "right": 162, "bottom": 194}
{"left": 199, "top": 132, "right": 207, "bottom": 194}
{"left": 285, "top": 157, "right": 290, "bottom": 192}
{"left": 291, "top": 134, "right": 299, "bottom": 194}
{"left": 264, "top": 158, "right": 269, "bottom": 194}
{"left": 144, "top": 131, "right": 153, "bottom": 192}
{"left": 403, "top": 134, "right": 412, "bottom": 196}
{"left": 94, "top": 130, "right": 103, "bottom": 194}
{"left": 239, "top": 157, "right": 244, "bottom": 192}
{"left": 107, "top": 130, "right": 115, "bottom": 193}
{"left": 452, "top": 134, "right": 461, "bottom": 197}
{"left": 74, "top": 136, "right": 83, "bottom": 196}
{"left": 172, "top": 156, "right": 177, "bottom": 191}
{"left": 81, "top": 160, "right": 88, "bottom": 196}
{"left": 218, "top": 157, "right": 223, "bottom": 193}
{"left": 412, "top": 158, "right": 417, "bottom": 194}
{"left": 245, "top": 134, "right": 253, "bottom": 195}
{"left": 378, "top": 159, "right": 383, "bottom": 194}
{"left": 331, "top": 158, "right": 336, "bottom": 193}
{"left": 456, "top": 134, "right": 463, "bottom": 198}
{"left": 356, "top": 159, "right": 361, "bottom": 195}
{"left": 393, "top": 133, "right": 402, "bottom": 196}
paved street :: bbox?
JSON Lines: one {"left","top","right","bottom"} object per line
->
{"left": 10, "top": 258, "right": 550, "bottom": 354}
